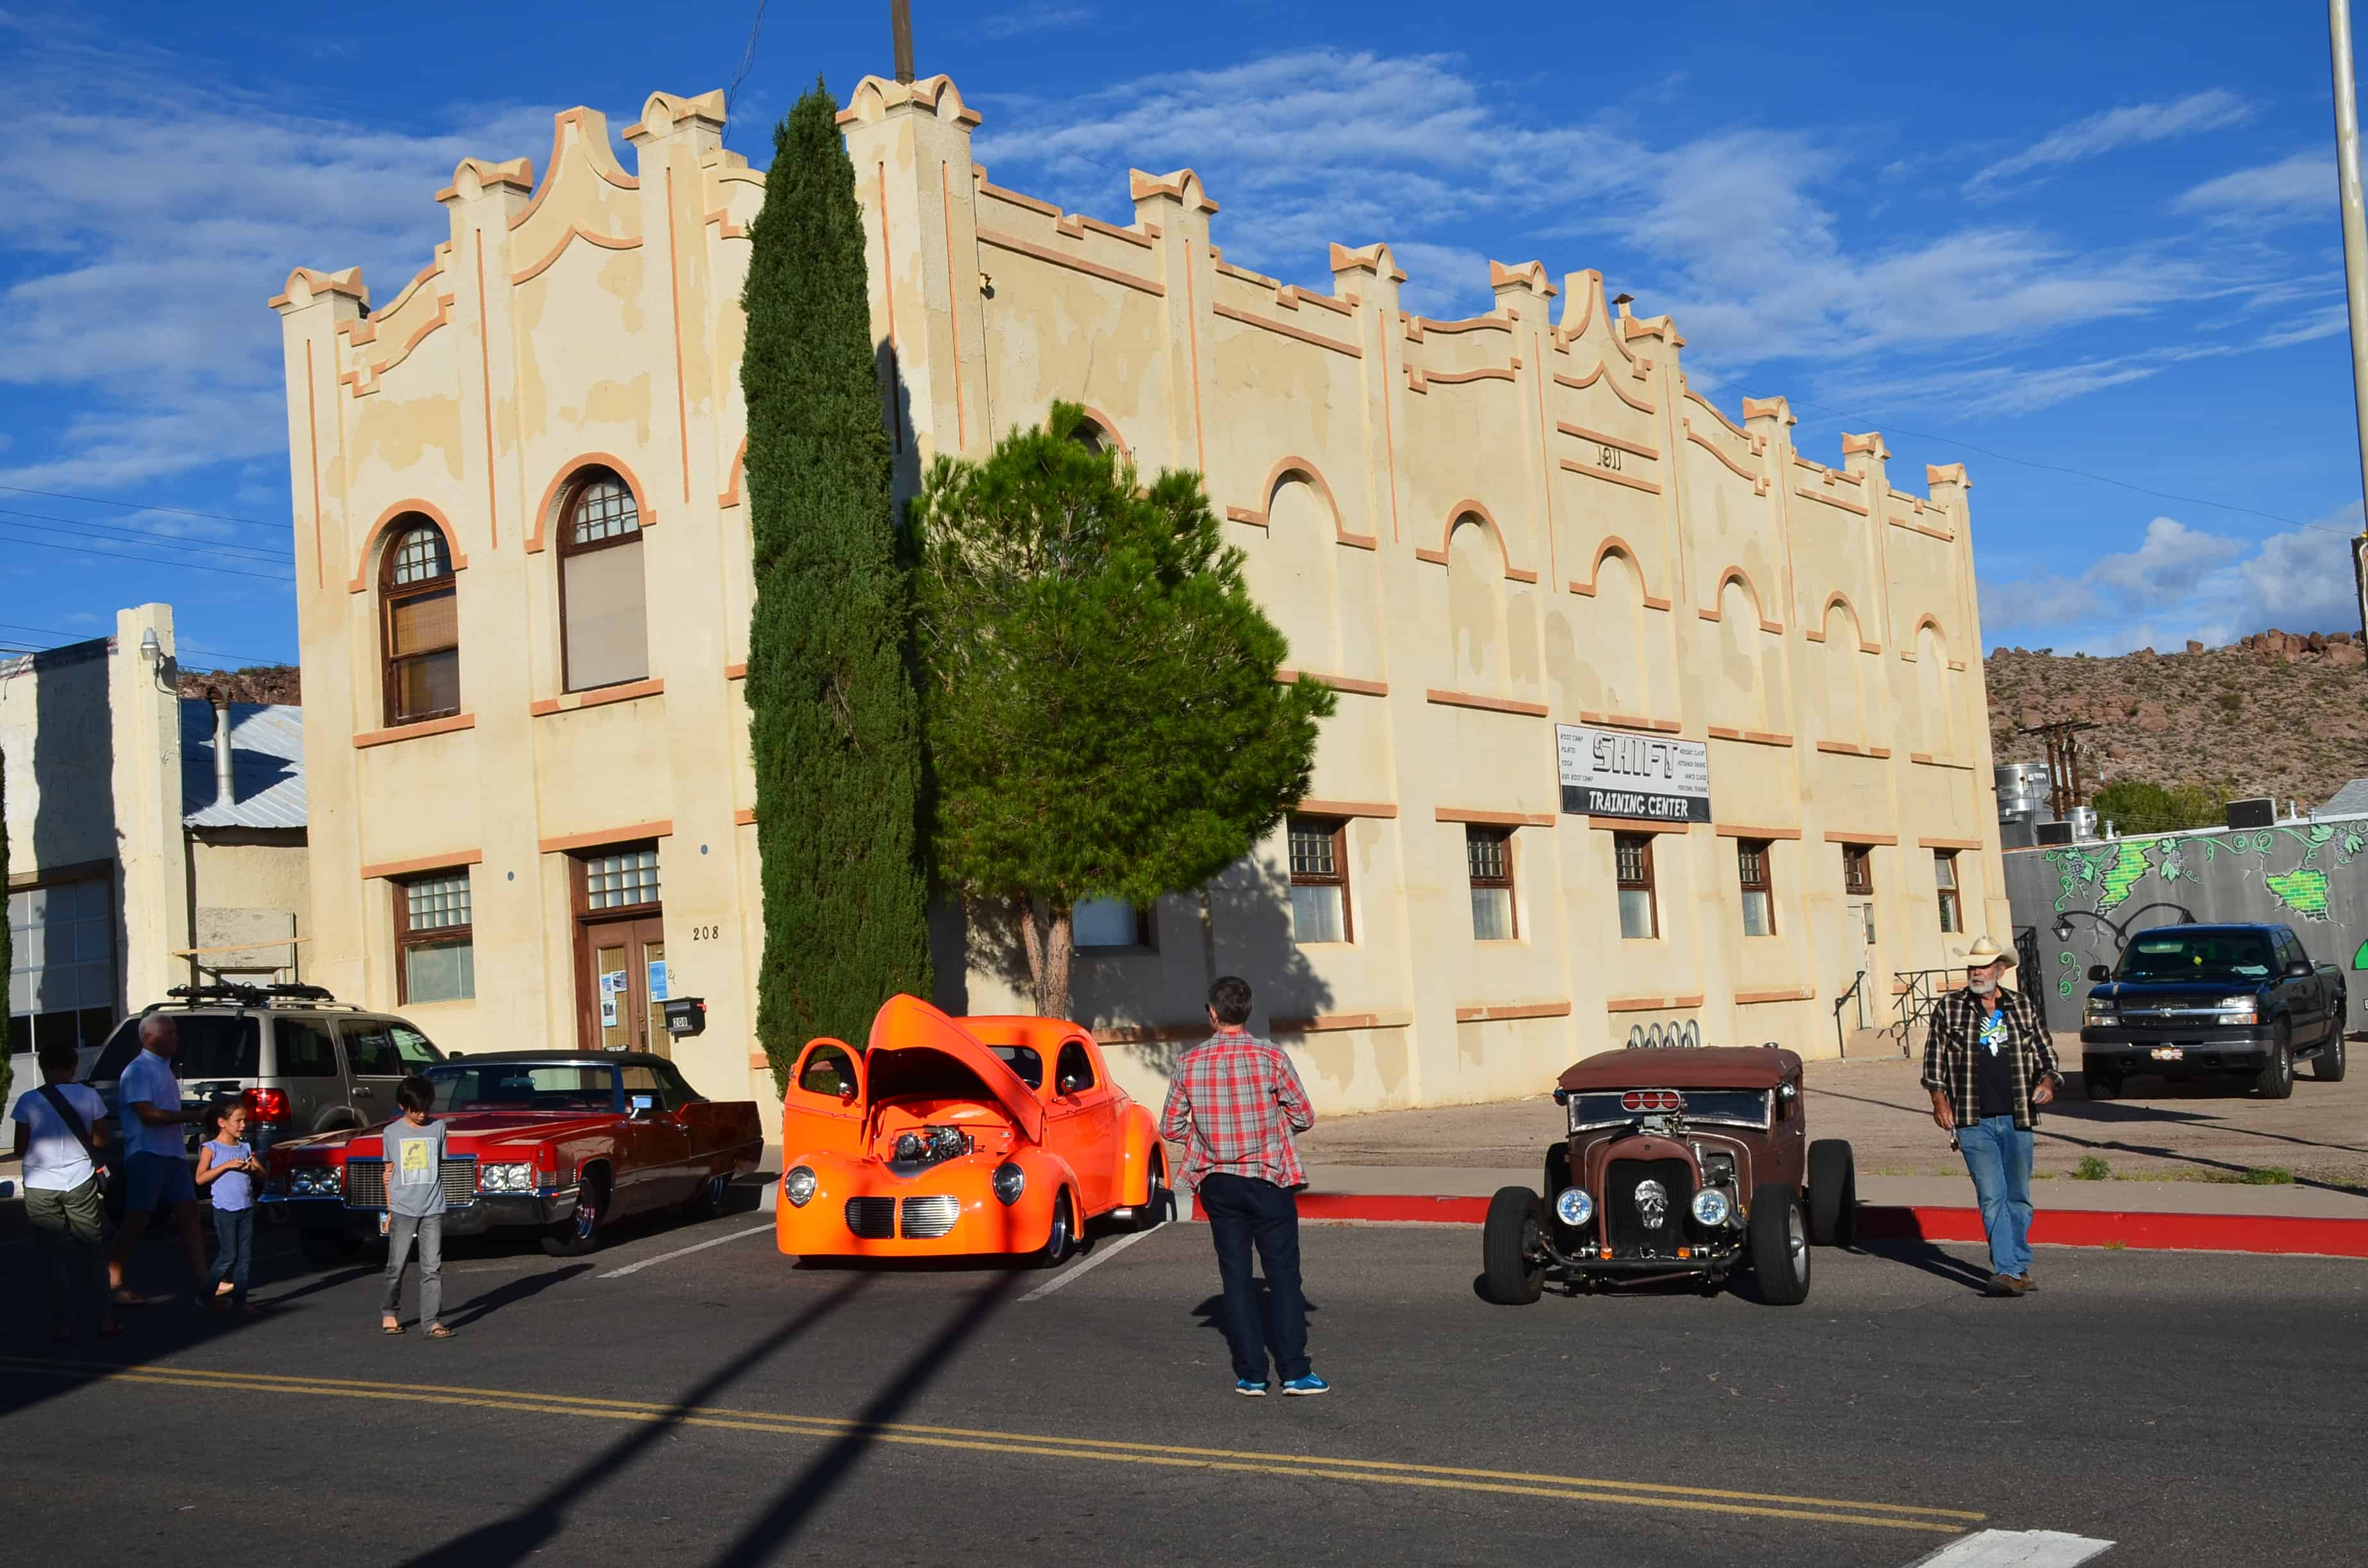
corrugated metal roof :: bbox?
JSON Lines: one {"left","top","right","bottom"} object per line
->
{"left": 181, "top": 700, "right": 306, "bottom": 830}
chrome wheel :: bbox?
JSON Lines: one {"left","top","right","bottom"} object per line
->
{"left": 1037, "top": 1193, "right": 1074, "bottom": 1267}
{"left": 1788, "top": 1201, "right": 1810, "bottom": 1284}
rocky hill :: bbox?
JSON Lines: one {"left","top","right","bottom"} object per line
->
{"left": 1986, "top": 631, "right": 2368, "bottom": 811}
{"left": 177, "top": 664, "right": 301, "bottom": 706}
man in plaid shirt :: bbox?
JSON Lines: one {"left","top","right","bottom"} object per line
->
{"left": 1922, "top": 936, "right": 2061, "bottom": 1297}
{"left": 1160, "top": 975, "right": 1328, "bottom": 1397}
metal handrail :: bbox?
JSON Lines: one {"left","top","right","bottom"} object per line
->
{"left": 1832, "top": 969, "right": 1866, "bottom": 1056}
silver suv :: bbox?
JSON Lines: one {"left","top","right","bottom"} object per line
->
{"left": 87, "top": 983, "right": 445, "bottom": 1164}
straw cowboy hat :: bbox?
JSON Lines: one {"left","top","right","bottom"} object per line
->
{"left": 1958, "top": 936, "right": 2017, "bottom": 968}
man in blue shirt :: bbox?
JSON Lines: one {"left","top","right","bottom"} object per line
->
{"left": 107, "top": 1015, "right": 210, "bottom": 1308}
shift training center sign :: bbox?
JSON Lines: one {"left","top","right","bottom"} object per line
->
{"left": 1556, "top": 724, "right": 1712, "bottom": 823}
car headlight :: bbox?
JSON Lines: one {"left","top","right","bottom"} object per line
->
{"left": 1553, "top": 1187, "right": 1593, "bottom": 1227}
{"left": 479, "top": 1162, "right": 532, "bottom": 1193}
{"left": 291, "top": 1166, "right": 333, "bottom": 1195}
{"left": 784, "top": 1166, "right": 818, "bottom": 1208}
{"left": 991, "top": 1162, "right": 1026, "bottom": 1206}
{"left": 2084, "top": 998, "right": 2116, "bottom": 1020}
{"left": 1691, "top": 1188, "right": 1733, "bottom": 1227}
{"left": 2216, "top": 997, "right": 2258, "bottom": 1023}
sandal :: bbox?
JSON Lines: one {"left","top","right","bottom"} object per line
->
{"left": 427, "top": 1323, "right": 455, "bottom": 1339}
{"left": 381, "top": 1321, "right": 406, "bottom": 1335}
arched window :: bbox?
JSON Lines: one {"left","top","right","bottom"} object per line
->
{"left": 380, "top": 519, "right": 459, "bottom": 724}
{"left": 559, "top": 468, "right": 649, "bottom": 692}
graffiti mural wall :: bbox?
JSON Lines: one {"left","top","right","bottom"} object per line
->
{"left": 2002, "top": 815, "right": 2368, "bottom": 1034}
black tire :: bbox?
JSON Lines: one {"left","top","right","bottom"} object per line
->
{"left": 2085, "top": 1068, "right": 2120, "bottom": 1101}
{"left": 1806, "top": 1140, "right": 1857, "bottom": 1248}
{"left": 686, "top": 1170, "right": 730, "bottom": 1220}
{"left": 1035, "top": 1191, "right": 1076, "bottom": 1267}
{"left": 2255, "top": 1025, "right": 2296, "bottom": 1100}
{"left": 2312, "top": 1033, "right": 2348, "bottom": 1082}
{"left": 299, "top": 1229, "right": 352, "bottom": 1266}
{"left": 1130, "top": 1148, "right": 1169, "bottom": 1231}
{"left": 1747, "top": 1183, "right": 1810, "bottom": 1306}
{"left": 1481, "top": 1186, "right": 1546, "bottom": 1305}
{"left": 542, "top": 1168, "right": 611, "bottom": 1257}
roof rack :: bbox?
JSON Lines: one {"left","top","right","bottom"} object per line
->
{"left": 156, "top": 982, "right": 363, "bottom": 1011}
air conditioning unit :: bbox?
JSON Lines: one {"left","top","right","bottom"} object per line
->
{"left": 2225, "top": 797, "right": 2275, "bottom": 830}
{"left": 2034, "top": 821, "right": 2075, "bottom": 846}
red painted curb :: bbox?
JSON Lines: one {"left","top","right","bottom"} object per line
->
{"left": 1190, "top": 1193, "right": 2368, "bottom": 1258}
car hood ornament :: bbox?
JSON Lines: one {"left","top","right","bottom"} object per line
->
{"left": 1632, "top": 1178, "right": 1668, "bottom": 1229}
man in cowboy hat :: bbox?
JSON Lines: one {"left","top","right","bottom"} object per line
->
{"left": 1921, "top": 935, "right": 2061, "bottom": 1296}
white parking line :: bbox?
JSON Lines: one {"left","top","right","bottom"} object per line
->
{"left": 1019, "top": 1223, "right": 1163, "bottom": 1302}
{"left": 598, "top": 1222, "right": 773, "bottom": 1279}
{"left": 1902, "top": 1529, "right": 2115, "bottom": 1567}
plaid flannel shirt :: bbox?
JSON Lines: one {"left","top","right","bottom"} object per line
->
{"left": 1921, "top": 984, "right": 2060, "bottom": 1131}
{"left": 1158, "top": 1029, "right": 1314, "bottom": 1191}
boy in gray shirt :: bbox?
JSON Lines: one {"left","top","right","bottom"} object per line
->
{"left": 380, "top": 1075, "right": 451, "bottom": 1338}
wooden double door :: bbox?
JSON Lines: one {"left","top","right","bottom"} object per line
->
{"left": 576, "top": 913, "right": 670, "bottom": 1057}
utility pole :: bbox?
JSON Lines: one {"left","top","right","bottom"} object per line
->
{"left": 2018, "top": 719, "right": 2100, "bottom": 820}
{"left": 892, "top": 0, "right": 914, "bottom": 83}
{"left": 2330, "top": 0, "right": 2368, "bottom": 642}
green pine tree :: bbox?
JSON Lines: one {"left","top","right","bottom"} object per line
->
{"left": 741, "top": 80, "right": 932, "bottom": 1083}
{"left": 911, "top": 402, "right": 1334, "bottom": 1021}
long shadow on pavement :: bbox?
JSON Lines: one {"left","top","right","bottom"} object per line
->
{"left": 705, "top": 1270, "right": 1024, "bottom": 1567}
{"left": 1858, "top": 1240, "right": 1996, "bottom": 1293}
{"left": 438, "top": 1262, "right": 592, "bottom": 1330}
{"left": 397, "top": 1273, "right": 875, "bottom": 1567}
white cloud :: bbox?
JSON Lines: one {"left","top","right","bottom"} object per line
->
{"left": 1982, "top": 509, "right": 2364, "bottom": 653}
{"left": 2173, "top": 151, "right": 2330, "bottom": 225}
{"left": 0, "top": 12, "right": 557, "bottom": 491}
{"left": 2088, "top": 516, "right": 2243, "bottom": 596}
{"left": 1965, "top": 90, "right": 2253, "bottom": 199}
{"left": 976, "top": 4, "right": 1095, "bottom": 38}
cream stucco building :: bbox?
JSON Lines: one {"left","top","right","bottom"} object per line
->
{"left": 3, "top": 603, "right": 311, "bottom": 1111}
{"left": 270, "top": 73, "right": 2008, "bottom": 1136}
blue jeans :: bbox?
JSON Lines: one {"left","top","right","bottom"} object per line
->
{"left": 1958, "top": 1116, "right": 2034, "bottom": 1277}
{"left": 207, "top": 1207, "right": 254, "bottom": 1309}
{"left": 1198, "top": 1173, "right": 1310, "bottom": 1383}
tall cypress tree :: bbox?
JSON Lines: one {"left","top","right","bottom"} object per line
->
{"left": 741, "top": 81, "right": 932, "bottom": 1082}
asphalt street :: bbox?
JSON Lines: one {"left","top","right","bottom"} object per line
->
{"left": 4, "top": 1202, "right": 2363, "bottom": 1567}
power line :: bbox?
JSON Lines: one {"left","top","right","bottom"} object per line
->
{"left": 0, "top": 528, "right": 291, "bottom": 582}
{"left": 0, "top": 482, "right": 287, "bottom": 538}
{"left": 1763, "top": 401, "right": 2351, "bottom": 540}
{"left": 721, "top": 0, "right": 769, "bottom": 148}
{"left": 0, "top": 505, "right": 295, "bottom": 562}
{"left": 0, "top": 622, "right": 279, "bottom": 665}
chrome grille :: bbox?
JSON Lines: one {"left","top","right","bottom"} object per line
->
{"left": 900, "top": 1195, "right": 960, "bottom": 1239}
{"left": 341, "top": 1157, "right": 479, "bottom": 1211}
{"left": 844, "top": 1196, "right": 896, "bottom": 1238}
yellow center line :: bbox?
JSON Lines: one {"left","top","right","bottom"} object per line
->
{"left": 4, "top": 1357, "right": 1973, "bottom": 1534}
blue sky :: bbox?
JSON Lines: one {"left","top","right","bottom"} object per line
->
{"left": 3, "top": 0, "right": 2362, "bottom": 667}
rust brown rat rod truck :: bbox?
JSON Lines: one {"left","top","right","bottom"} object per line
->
{"left": 1481, "top": 1045, "right": 1856, "bottom": 1307}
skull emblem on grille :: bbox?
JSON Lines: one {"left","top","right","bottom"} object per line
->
{"left": 1632, "top": 1179, "right": 1669, "bottom": 1229}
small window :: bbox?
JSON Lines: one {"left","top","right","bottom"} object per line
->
{"left": 1616, "top": 833, "right": 1657, "bottom": 940}
{"left": 798, "top": 1044, "right": 857, "bottom": 1096}
{"left": 380, "top": 520, "right": 459, "bottom": 725}
{"left": 1934, "top": 851, "right": 1962, "bottom": 934}
{"left": 989, "top": 1043, "right": 1044, "bottom": 1088}
{"left": 1054, "top": 1040, "right": 1096, "bottom": 1095}
{"left": 558, "top": 468, "right": 650, "bottom": 693}
{"left": 395, "top": 872, "right": 475, "bottom": 1004}
{"left": 654, "top": 1060, "right": 703, "bottom": 1109}
{"left": 340, "top": 1021, "right": 402, "bottom": 1079}
{"left": 1467, "top": 827, "right": 1516, "bottom": 940}
{"left": 388, "top": 1024, "right": 441, "bottom": 1067}
{"left": 1073, "top": 897, "right": 1151, "bottom": 950}
{"left": 273, "top": 1020, "right": 340, "bottom": 1079}
{"left": 583, "top": 847, "right": 661, "bottom": 911}
{"left": 1287, "top": 815, "right": 1352, "bottom": 943}
{"left": 1841, "top": 843, "right": 1873, "bottom": 897}
{"left": 1738, "top": 839, "right": 1775, "bottom": 937}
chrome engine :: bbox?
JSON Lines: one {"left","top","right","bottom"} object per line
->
{"left": 891, "top": 1125, "right": 974, "bottom": 1167}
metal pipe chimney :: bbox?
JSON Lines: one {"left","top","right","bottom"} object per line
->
{"left": 208, "top": 689, "right": 233, "bottom": 810}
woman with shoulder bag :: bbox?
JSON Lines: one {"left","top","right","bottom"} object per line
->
{"left": 10, "top": 1041, "right": 123, "bottom": 1340}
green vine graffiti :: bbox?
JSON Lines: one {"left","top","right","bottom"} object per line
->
{"left": 2044, "top": 821, "right": 2359, "bottom": 928}
{"left": 2057, "top": 949, "right": 2076, "bottom": 998}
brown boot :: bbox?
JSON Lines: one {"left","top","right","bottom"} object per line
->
{"left": 1985, "top": 1272, "right": 2028, "bottom": 1297}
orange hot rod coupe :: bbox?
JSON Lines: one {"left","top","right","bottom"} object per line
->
{"left": 775, "top": 995, "right": 1169, "bottom": 1262}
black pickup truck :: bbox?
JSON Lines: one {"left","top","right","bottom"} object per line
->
{"left": 2080, "top": 922, "right": 2347, "bottom": 1100}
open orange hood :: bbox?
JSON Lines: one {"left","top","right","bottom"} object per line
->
{"left": 864, "top": 995, "right": 1046, "bottom": 1145}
